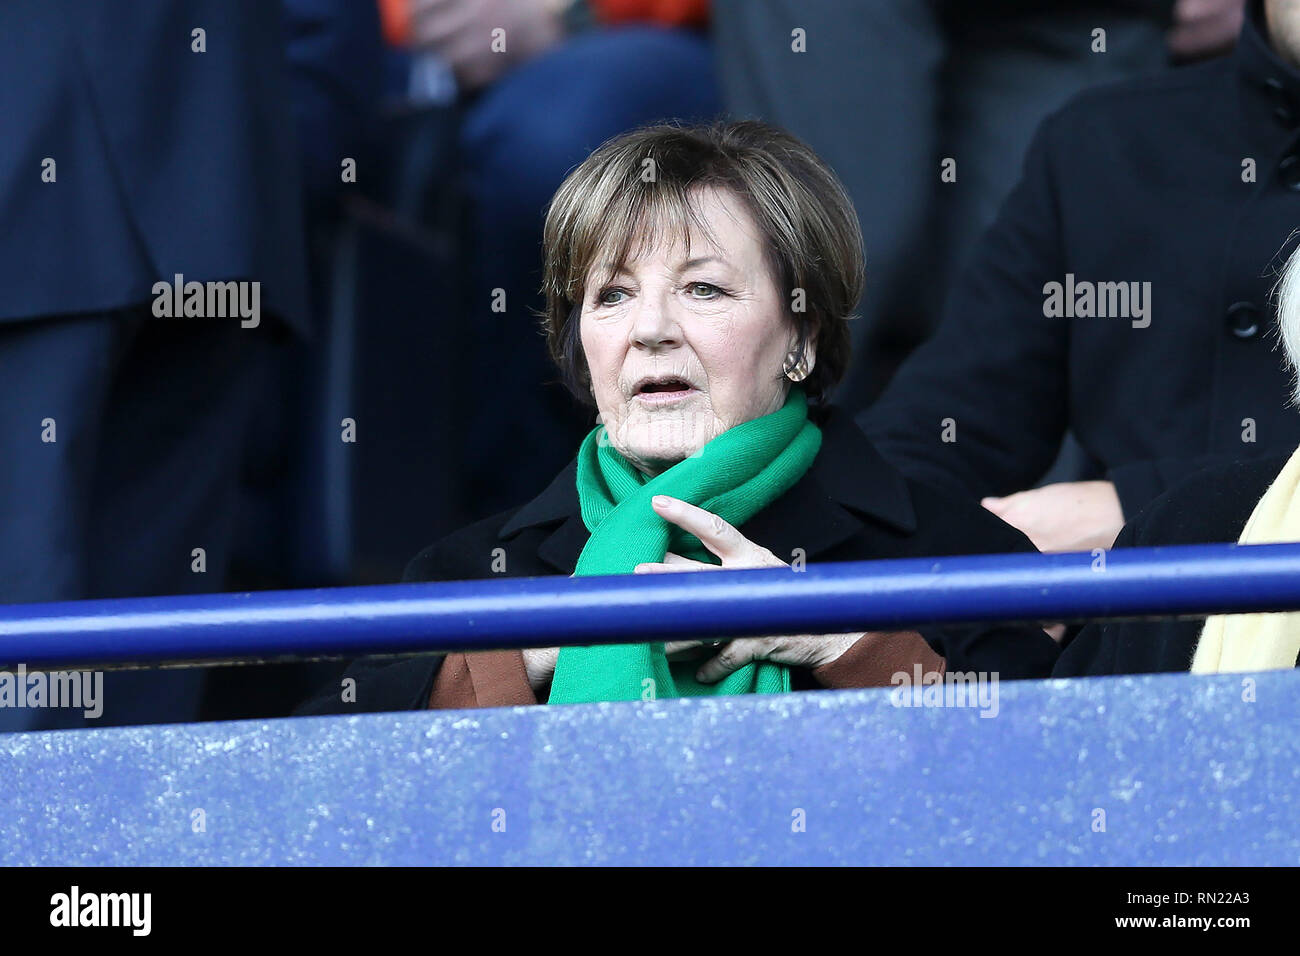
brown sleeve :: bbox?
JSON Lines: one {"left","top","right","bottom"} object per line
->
{"left": 810, "top": 631, "right": 945, "bottom": 689}
{"left": 428, "top": 650, "right": 539, "bottom": 709}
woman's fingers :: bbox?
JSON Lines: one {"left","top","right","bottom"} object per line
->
{"left": 651, "top": 495, "right": 748, "bottom": 561}
{"left": 695, "top": 640, "right": 761, "bottom": 683}
{"left": 634, "top": 551, "right": 716, "bottom": 573}
{"left": 520, "top": 646, "right": 560, "bottom": 693}
{"left": 663, "top": 640, "right": 715, "bottom": 661}
{"left": 695, "top": 633, "right": 862, "bottom": 681}
{"left": 651, "top": 496, "right": 780, "bottom": 565}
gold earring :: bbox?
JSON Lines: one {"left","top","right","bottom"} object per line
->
{"left": 783, "top": 349, "right": 809, "bottom": 383}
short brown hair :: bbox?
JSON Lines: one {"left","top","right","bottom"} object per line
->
{"left": 539, "top": 120, "right": 864, "bottom": 407}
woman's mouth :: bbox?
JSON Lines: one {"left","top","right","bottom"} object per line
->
{"left": 633, "top": 376, "right": 698, "bottom": 405}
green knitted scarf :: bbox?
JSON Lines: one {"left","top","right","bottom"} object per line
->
{"left": 546, "top": 387, "right": 823, "bottom": 704}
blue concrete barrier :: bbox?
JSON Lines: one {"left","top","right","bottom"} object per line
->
{"left": 3, "top": 669, "right": 1297, "bottom": 865}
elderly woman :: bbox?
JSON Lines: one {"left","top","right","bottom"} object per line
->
{"left": 299, "top": 120, "right": 1057, "bottom": 715}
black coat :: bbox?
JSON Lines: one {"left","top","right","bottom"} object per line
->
{"left": 296, "top": 406, "right": 1059, "bottom": 715}
{"left": 929, "top": 452, "right": 1299, "bottom": 675}
{"left": 1063, "top": 453, "right": 1294, "bottom": 674}
{"left": 859, "top": 1, "right": 1300, "bottom": 519}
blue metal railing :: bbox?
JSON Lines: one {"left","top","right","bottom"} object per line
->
{"left": 3, "top": 541, "right": 1300, "bottom": 667}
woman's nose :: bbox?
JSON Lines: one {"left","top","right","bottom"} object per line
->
{"left": 628, "top": 298, "right": 682, "bottom": 350}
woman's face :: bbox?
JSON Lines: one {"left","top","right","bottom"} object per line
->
{"left": 579, "top": 187, "right": 812, "bottom": 476}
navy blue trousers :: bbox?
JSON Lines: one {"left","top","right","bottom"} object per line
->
{"left": 0, "top": 310, "right": 271, "bottom": 730}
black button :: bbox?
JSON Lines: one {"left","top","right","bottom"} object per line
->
{"left": 1281, "top": 154, "right": 1300, "bottom": 190}
{"left": 1226, "top": 301, "right": 1261, "bottom": 339}
{"left": 1266, "top": 77, "right": 1298, "bottom": 126}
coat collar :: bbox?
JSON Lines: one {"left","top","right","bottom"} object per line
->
{"left": 498, "top": 406, "right": 917, "bottom": 575}
{"left": 1237, "top": 0, "right": 1300, "bottom": 130}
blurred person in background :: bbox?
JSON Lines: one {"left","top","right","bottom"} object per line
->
{"left": 0, "top": 0, "right": 358, "bottom": 730}
{"left": 713, "top": 0, "right": 1244, "bottom": 411}
{"left": 928, "top": 239, "right": 1300, "bottom": 677}
{"left": 380, "top": 0, "right": 722, "bottom": 523}
{"left": 200, "top": 0, "right": 386, "bottom": 721}
{"left": 298, "top": 121, "right": 1057, "bottom": 717}
{"left": 858, "top": 0, "right": 1300, "bottom": 554}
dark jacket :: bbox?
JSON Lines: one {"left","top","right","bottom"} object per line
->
{"left": 931, "top": 452, "right": 1297, "bottom": 676}
{"left": 0, "top": 0, "right": 309, "bottom": 331}
{"left": 858, "top": 0, "right": 1300, "bottom": 519}
{"left": 296, "top": 406, "right": 1060, "bottom": 715}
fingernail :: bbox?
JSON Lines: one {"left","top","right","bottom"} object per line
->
{"left": 652, "top": 495, "right": 670, "bottom": 508}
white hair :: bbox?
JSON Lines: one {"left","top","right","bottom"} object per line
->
{"left": 1276, "top": 234, "right": 1300, "bottom": 406}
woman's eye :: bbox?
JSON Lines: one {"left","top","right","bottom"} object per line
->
{"left": 687, "top": 282, "right": 723, "bottom": 299}
{"left": 598, "top": 288, "right": 628, "bottom": 306}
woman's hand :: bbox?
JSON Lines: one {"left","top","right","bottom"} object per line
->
{"left": 522, "top": 639, "right": 712, "bottom": 693}
{"left": 521, "top": 646, "right": 559, "bottom": 693}
{"left": 526, "top": 567, "right": 714, "bottom": 691}
{"left": 634, "top": 495, "right": 862, "bottom": 682}
{"left": 981, "top": 480, "right": 1124, "bottom": 553}
{"left": 522, "top": 640, "right": 733, "bottom": 692}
